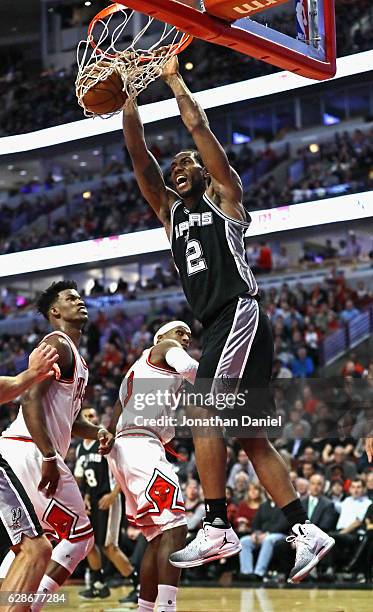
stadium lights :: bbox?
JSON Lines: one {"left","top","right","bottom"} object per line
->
{"left": 0, "top": 50, "right": 372, "bottom": 156}
{"left": 0, "top": 189, "right": 372, "bottom": 279}
{"left": 309, "top": 143, "right": 320, "bottom": 153}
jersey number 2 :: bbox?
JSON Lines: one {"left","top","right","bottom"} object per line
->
{"left": 186, "top": 239, "right": 207, "bottom": 276}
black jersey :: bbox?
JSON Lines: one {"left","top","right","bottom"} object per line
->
{"left": 75, "top": 440, "right": 111, "bottom": 500}
{"left": 170, "top": 192, "right": 258, "bottom": 324}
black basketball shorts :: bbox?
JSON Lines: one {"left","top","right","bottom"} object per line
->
{"left": 0, "top": 452, "right": 43, "bottom": 551}
{"left": 192, "top": 294, "right": 276, "bottom": 435}
{"left": 89, "top": 495, "right": 121, "bottom": 548}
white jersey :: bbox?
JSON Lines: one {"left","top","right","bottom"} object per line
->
{"left": 117, "top": 348, "right": 183, "bottom": 445}
{"left": 2, "top": 331, "right": 88, "bottom": 459}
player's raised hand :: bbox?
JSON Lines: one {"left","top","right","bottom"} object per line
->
{"left": 97, "top": 428, "right": 114, "bottom": 455}
{"left": 38, "top": 458, "right": 60, "bottom": 498}
{"left": 161, "top": 55, "right": 179, "bottom": 81}
{"left": 29, "top": 343, "right": 61, "bottom": 383}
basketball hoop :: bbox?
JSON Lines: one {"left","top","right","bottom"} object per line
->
{"left": 76, "top": 2, "right": 193, "bottom": 118}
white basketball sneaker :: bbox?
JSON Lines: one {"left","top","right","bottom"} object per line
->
{"left": 287, "top": 521, "right": 335, "bottom": 583}
{"left": 169, "top": 522, "right": 242, "bottom": 568}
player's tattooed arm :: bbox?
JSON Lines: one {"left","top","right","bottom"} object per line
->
{"left": 122, "top": 98, "right": 176, "bottom": 233}
{"left": 162, "top": 56, "right": 245, "bottom": 221}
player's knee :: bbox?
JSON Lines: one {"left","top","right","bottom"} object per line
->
{"left": 51, "top": 535, "right": 94, "bottom": 573}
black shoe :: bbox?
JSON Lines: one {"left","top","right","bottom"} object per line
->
{"left": 246, "top": 573, "right": 263, "bottom": 583}
{"left": 107, "top": 575, "right": 126, "bottom": 588}
{"left": 119, "top": 588, "right": 138, "bottom": 607}
{"left": 79, "top": 583, "right": 111, "bottom": 599}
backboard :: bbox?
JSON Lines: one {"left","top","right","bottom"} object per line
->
{"left": 113, "top": 0, "right": 336, "bottom": 80}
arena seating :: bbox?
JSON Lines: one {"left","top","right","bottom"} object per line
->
{"left": 0, "top": 126, "right": 372, "bottom": 256}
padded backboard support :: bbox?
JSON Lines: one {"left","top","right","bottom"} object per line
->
{"left": 113, "top": 0, "right": 336, "bottom": 80}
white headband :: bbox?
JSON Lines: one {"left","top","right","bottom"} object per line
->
{"left": 153, "top": 320, "right": 191, "bottom": 345}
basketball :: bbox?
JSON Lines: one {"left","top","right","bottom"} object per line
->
{"left": 82, "top": 69, "right": 127, "bottom": 115}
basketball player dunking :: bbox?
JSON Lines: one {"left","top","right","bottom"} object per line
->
{"left": 107, "top": 321, "right": 198, "bottom": 612}
{"left": 0, "top": 281, "right": 113, "bottom": 611}
{"left": 122, "top": 55, "right": 335, "bottom": 582}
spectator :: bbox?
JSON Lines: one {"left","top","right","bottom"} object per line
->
{"left": 282, "top": 407, "right": 312, "bottom": 441}
{"left": 90, "top": 279, "right": 105, "bottom": 295}
{"left": 340, "top": 299, "right": 360, "bottom": 324}
{"left": 291, "top": 347, "right": 315, "bottom": 378}
{"left": 146, "top": 265, "right": 171, "bottom": 290}
{"left": 272, "top": 358, "right": 293, "bottom": 379}
{"left": 345, "top": 503, "right": 373, "bottom": 581}
{"left": 273, "top": 246, "right": 289, "bottom": 271}
{"left": 298, "top": 461, "right": 316, "bottom": 481}
{"left": 235, "top": 483, "right": 265, "bottom": 535}
{"left": 238, "top": 495, "right": 289, "bottom": 581}
{"left": 295, "top": 477, "right": 309, "bottom": 499}
{"left": 303, "top": 474, "right": 338, "bottom": 530}
{"left": 233, "top": 472, "right": 251, "bottom": 503}
{"left": 326, "top": 479, "right": 372, "bottom": 572}
{"left": 255, "top": 241, "right": 273, "bottom": 274}
{"left": 227, "top": 449, "right": 257, "bottom": 488}
{"left": 325, "top": 446, "right": 357, "bottom": 482}
{"left": 184, "top": 480, "right": 205, "bottom": 535}
{"left": 327, "top": 479, "right": 346, "bottom": 514}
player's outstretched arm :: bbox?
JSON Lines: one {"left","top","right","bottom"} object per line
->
{"left": 0, "top": 343, "right": 59, "bottom": 405}
{"left": 152, "top": 339, "right": 199, "bottom": 384}
{"left": 72, "top": 409, "right": 113, "bottom": 453}
{"left": 123, "top": 98, "right": 177, "bottom": 232}
{"left": 162, "top": 56, "right": 242, "bottom": 206}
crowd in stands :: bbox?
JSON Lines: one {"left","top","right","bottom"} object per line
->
{"left": 1, "top": 125, "right": 372, "bottom": 256}
{"left": 0, "top": 0, "right": 372, "bottom": 136}
{"left": 244, "top": 128, "right": 373, "bottom": 210}
{"left": 1, "top": 268, "right": 372, "bottom": 405}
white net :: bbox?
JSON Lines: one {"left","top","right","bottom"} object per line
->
{"left": 76, "top": 4, "right": 192, "bottom": 118}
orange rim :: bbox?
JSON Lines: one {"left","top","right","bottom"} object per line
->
{"left": 87, "top": 1, "right": 193, "bottom": 61}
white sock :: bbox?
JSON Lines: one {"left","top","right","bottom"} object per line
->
{"left": 31, "top": 575, "right": 59, "bottom": 612}
{"left": 156, "top": 584, "right": 178, "bottom": 612}
{"left": 137, "top": 598, "right": 155, "bottom": 612}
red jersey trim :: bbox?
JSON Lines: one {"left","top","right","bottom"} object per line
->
{"left": 116, "top": 427, "right": 163, "bottom": 442}
{"left": 2, "top": 436, "right": 34, "bottom": 443}
{"left": 146, "top": 349, "right": 176, "bottom": 374}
